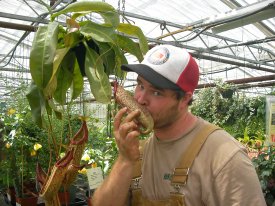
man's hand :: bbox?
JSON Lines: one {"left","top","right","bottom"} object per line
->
{"left": 92, "top": 108, "right": 141, "bottom": 206}
{"left": 113, "top": 107, "right": 141, "bottom": 163}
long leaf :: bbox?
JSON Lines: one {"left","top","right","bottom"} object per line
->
{"left": 64, "top": 30, "right": 82, "bottom": 48}
{"left": 45, "top": 98, "right": 52, "bottom": 116}
{"left": 96, "top": 42, "right": 116, "bottom": 76}
{"left": 80, "top": 21, "right": 116, "bottom": 43}
{"left": 111, "top": 45, "right": 128, "bottom": 78}
{"left": 26, "top": 82, "right": 45, "bottom": 128}
{"left": 51, "top": 1, "right": 119, "bottom": 27}
{"left": 44, "top": 47, "right": 70, "bottom": 98}
{"left": 71, "top": 53, "right": 84, "bottom": 100}
{"left": 30, "top": 22, "right": 59, "bottom": 89}
{"left": 53, "top": 51, "right": 75, "bottom": 105}
{"left": 47, "top": 99, "right": 62, "bottom": 120}
{"left": 116, "top": 34, "right": 143, "bottom": 62}
{"left": 117, "top": 23, "right": 148, "bottom": 55}
{"left": 83, "top": 41, "right": 111, "bottom": 104}
{"left": 93, "top": 41, "right": 126, "bottom": 78}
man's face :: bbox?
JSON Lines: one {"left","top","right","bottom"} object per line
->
{"left": 134, "top": 76, "right": 186, "bottom": 129}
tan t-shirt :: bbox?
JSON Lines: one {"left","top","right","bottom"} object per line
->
{"left": 136, "top": 118, "right": 266, "bottom": 206}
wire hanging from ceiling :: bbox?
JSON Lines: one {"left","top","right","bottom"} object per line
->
{"left": 157, "top": 2, "right": 275, "bottom": 43}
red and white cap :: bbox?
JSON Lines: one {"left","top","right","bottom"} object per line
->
{"left": 121, "top": 44, "right": 199, "bottom": 93}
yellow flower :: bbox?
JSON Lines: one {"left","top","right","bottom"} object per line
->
{"left": 78, "top": 168, "right": 87, "bottom": 174}
{"left": 30, "top": 150, "right": 36, "bottom": 156}
{"left": 7, "top": 108, "right": 16, "bottom": 115}
{"left": 34, "top": 143, "right": 42, "bottom": 151}
{"left": 92, "top": 162, "right": 97, "bottom": 168}
{"left": 81, "top": 153, "right": 90, "bottom": 161}
{"left": 5, "top": 143, "right": 11, "bottom": 149}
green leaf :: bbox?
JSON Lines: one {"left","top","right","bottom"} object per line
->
{"left": 80, "top": 21, "right": 116, "bottom": 43}
{"left": 100, "top": 10, "right": 120, "bottom": 28}
{"left": 51, "top": 1, "right": 119, "bottom": 27}
{"left": 64, "top": 32, "right": 81, "bottom": 48}
{"left": 45, "top": 98, "right": 52, "bottom": 116}
{"left": 54, "top": 110, "right": 63, "bottom": 120}
{"left": 44, "top": 47, "right": 70, "bottom": 98}
{"left": 96, "top": 42, "right": 116, "bottom": 76}
{"left": 71, "top": 12, "right": 90, "bottom": 20}
{"left": 116, "top": 34, "right": 143, "bottom": 62}
{"left": 117, "top": 23, "right": 148, "bottom": 55}
{"left": 243, "top": 127, "right": 250, "bottom": 142}
{"left": 30, "top": 22, "right": 59, "bottom": 89}
{"left": 83, "top": 41, "right": 111, "bottom": 104}
{"left": 26, "top": 82, "right": 45, "bottom": 128}
{"left": 47, "top": 99, "right": 62, "bottom": 120}
{"left": 71, "top": 53, "right": 84, "bottom": 100}
{"left": 111, "top": 45, "right": 128, "bottom": 78}
{"left": 53, "top": 51, "right": 75, "bottom": 105}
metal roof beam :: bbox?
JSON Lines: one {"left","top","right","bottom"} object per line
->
{"left": 0, "top": 12, "right": 49, "bottom": 24}
{"left": 220, "top": 0, "right": 275, "bottom": 36}
{"left": 0, "top": 0, "right": 66, "bottom": 66}
{"left": 197, "top": 74, "right": 275, "bottom": 88}
{"left": 145, "top": 37, "right": 275, "bottom": 72}
{"left": 120, "top": 10, "right": 275, "bottom": 58}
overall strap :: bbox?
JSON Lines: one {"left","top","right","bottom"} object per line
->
{"left": 132, "top": 139, "right": 148, "bottom": 179}
{"left": 171, "top": 123, "right": 220, "bottom": 186}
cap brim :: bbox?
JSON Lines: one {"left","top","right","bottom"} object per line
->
{"left": 121, "top": 64, "right": 181, "bottom": 90}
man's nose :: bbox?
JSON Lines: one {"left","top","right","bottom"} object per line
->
{"left": 135, "top": 91, "right": 148, "bottom": 106}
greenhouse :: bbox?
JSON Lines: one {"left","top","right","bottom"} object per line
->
{"left": 0, "top": 0, "right": 275, "bottom": 206}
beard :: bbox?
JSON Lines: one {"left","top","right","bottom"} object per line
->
{"left": 152, "top": 101, "right": 181, "bottom": 129}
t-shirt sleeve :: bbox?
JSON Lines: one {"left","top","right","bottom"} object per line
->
{"left": 212, "top": 150, "right": 266, "bottom": 206}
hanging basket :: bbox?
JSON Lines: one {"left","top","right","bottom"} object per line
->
{"left": 219, "top": 88, "right": 235, "bottom": 98}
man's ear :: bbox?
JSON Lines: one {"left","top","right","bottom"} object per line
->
{"left": 180, "top": 92, "right": 193, "bottom": 107}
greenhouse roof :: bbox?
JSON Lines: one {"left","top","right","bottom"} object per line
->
{"left": 0, "top": 0, "right": 275, "bottom": 98}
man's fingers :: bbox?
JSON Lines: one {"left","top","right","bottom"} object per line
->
{"left": 125, "top": 130, "right": 140, "bottom": 142}
{"left": 119, "top": 121, "right": 138, "bottom": 137}
{"left": 123, "top": 109, "right": 140, "bottom": 123}
{"left": 114, "top": 108, "right": 140, "bottom": 130}
{"left": 113, "top": 108, "right": 141, "bottom": 145}
{"left": 113, "top": 107, "right": 128, "bottom": 131}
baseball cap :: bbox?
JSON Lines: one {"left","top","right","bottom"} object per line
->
{"left": 121, "top": 44, "right": 199, "bottom": 93}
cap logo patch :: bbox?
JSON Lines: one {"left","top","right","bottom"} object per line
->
{"left": 147, "top": 47, "right": 169, "bottom": 65}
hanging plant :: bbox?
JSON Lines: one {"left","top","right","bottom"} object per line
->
{"left": 27, "top": 1, "right": 148, "bottom": 127}
{"left": 215, "top": 80, "right": 236, "bottom": 99}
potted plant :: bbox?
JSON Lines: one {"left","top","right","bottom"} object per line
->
{"left": 2, "top": 111, "right": 40, "bottom": 206}
{"left": 0, "top": 87, "right": 49, "bottom": 206}
{"left": 0, "top": 118, "right": 16, "bottom": 205}
{"left": 12, "top": 144, "right": 39, "bottom": 206}
{"left": 26, "top": 1, "right": 148, "bottom": 205}
{"left": 252, "top": 145, "right": 275, "bottom": 206}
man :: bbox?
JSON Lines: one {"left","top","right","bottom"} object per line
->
{"left": 92, "top": 44, "right": 266, "bottom": 206}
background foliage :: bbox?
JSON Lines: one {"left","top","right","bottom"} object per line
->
{"left": 191, "top": 81, "right": 266, "bottom": 148}
{"left": 191, "top": 81, "right": 274, "bottom": 205}
{"left": 1, "top": 79, "right": 274, "bottom": 204}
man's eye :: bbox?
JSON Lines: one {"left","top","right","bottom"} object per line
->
{"left": 138, "top": 84, "right": 144, "bottom": 90}
{"left": 153, "top": 91, "right": 161, "bottom": 96}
